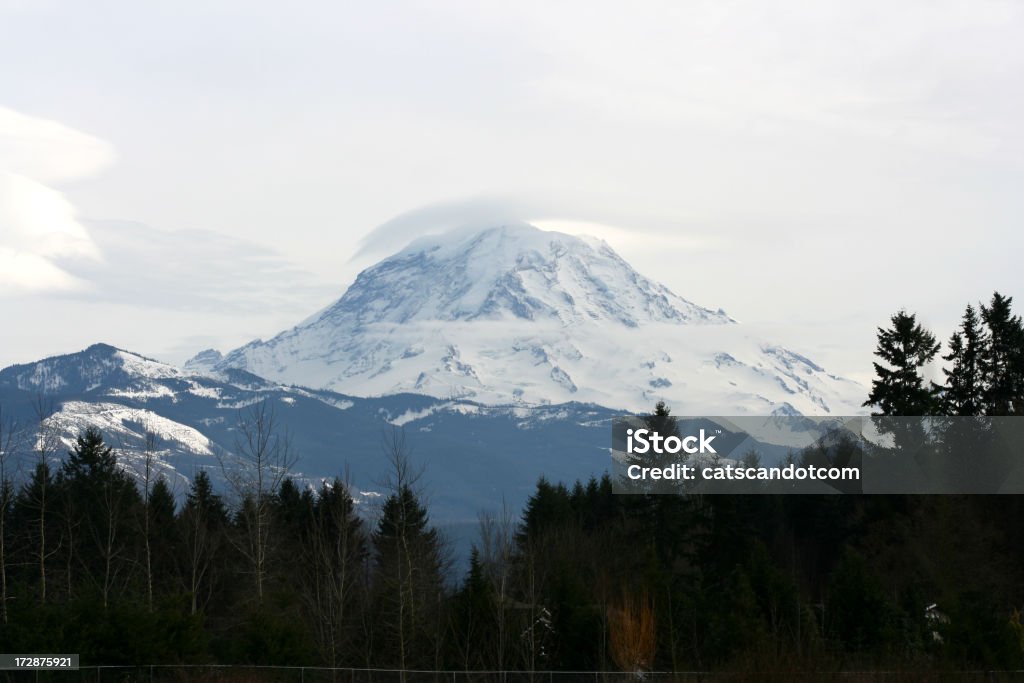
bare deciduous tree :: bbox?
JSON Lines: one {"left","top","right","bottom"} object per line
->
{"left": 140, "top": 431, "right": 158, "bottom": 612}
{"left": 372, "top": 427, "right": 448, "bottom": 677}
{"left": 608, "top": 590, "right": 656, "bottom": 675}
{"left": 477, "top": 501, "right": 516, "bottom": 677}
{"left": 218, "top": 398, "right": 297, "bottom": 602}
{"left": 94, "top": 461, "right": 133, "bottom": 609}
{"left": 29, "top": 396, "right": 60, "bottom": 604}
{"left": 302, "top": 469, "right": 367, "bottom": 668}
{"left": 180, "top": 469, "right": 225, "bottom": 616}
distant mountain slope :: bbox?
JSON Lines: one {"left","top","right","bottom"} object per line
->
{"left": 214, "top": 223, "right": 862, "bottom": 414}
{"left": 0, "top": 342, "right": 847, "bottom": 527}
{"left": 0, "top": 344, "right": 617, "bottom": 521}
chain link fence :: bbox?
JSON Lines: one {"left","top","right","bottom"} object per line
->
{"left": 6, "top": 668, "right": 1024, "bottom": 683}
{"left": 3, "top": 668, "right": 1024, "bottom": 683}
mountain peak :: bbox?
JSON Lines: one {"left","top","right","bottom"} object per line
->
{"left": 184, "top": 348, "right": 224, "bottom": 374}
{"left": 84, "top": 342, "right": 120, "bottom": 355}
{"left": 311, "top": 223, "right": 731, "bottom": 329}
{"left": 212, "top": 222, "right": 862, "bottom": 414}
{"left": 395, "top": 222, "right": 603, "bottom": 260}
{"left": 0, "top": 344, "right": 181, "bottom": 395}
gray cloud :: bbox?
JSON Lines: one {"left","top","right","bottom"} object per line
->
{"left": 55, "top": 220, "right": 336, "bottom": 313}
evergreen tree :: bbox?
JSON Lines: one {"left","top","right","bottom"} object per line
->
{"left": 147, "top": 477, "right": 178, "bottom": 601}
{"left": 621, "top": 403, "right": 699, "bottom": 570}
{"left": 372, "top": 485, "right": 445, "bottom": 670}
{"left": 864, "top": 311, "right": 942, "bottom": 416}
{"left": 60, "top": 428, "right": 141, "bottom": 607}
{"left": 646, "top": 400, "right": 679, "bottom": 437}
{"left": 0, "top": 407, "right": 18, "bottom": 625}
{"left": 0, "top": 477, "right": 12, "bottom": 624}
{"left": 62, "top": 427, "right": 121, "bottom": 484}
{"left": 179, "top": 470, "right": 227, "bottom": 616}
{"left": 942, "top": 304, "right": 986, "bottom": 416}
{"left": 450, "top": 547, "right": 495, "bottom": 668}
{"left": 980, "top": 292, "right": 1024, "bottom": 415}
{"left": 518, "top": 478, "right": 573, "bottom": 545}
{"left": 621, "top": 401, "right": 686, "bottom": 495}
{"left": 275, "top": 477, "right": 306, "bottom": 528}
{"left": 302, "top": 479, "right": 367, "bottom": 667}
{"left": 826, "top": 549, "right": 901, "bottom": 654}
{"left": 149, "top": 478, "right": 177, "bottom": 539}
{"left": 184, "top": 470, "right": 227, "bottom": 525}
{"left": 12, "top": 461, "right": 55, "bottom": 603}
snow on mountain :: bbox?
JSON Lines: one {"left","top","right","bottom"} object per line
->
{"left": 0, "top": 344, "right": 628, "bottom": 520}
{"left": 183, "top": 348, "right": 223, "bottom": 374}
{"left": 306, "top": 223, "right": 733, "bottom": 327}
{"left": 1, "top": 343, "right": 183, "bottom": 396}
{"left": 215, "top": 223, "right": 864, "bottom": 415}
{"left": 44, "top": 400, "right": 213, "bottom": 455}
{"left": 21, "top": 399, "right": 215, "bottom": 492}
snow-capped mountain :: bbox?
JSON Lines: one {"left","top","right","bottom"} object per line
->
{"left": 300, "top": 223, "right": 733, "bottom": 327}
{"left": 213, "top": 223, "right": 863, "bottom": 415}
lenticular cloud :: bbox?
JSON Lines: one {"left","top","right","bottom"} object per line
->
{"left": 0, "top": 106, "right": 113, "bottom": 292}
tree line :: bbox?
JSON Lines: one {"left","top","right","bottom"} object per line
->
{"left": 0, "top": 292, "right": 1022, "bottom": 673}
{"left": 865, "top": 291, "right": 1024, "bottom": 417}
{"left": 0, "top": 401, "right": 452, "bottom": 668}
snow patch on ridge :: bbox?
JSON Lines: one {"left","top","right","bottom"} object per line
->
{"left": 47, "top": 401, "right": 215, "bottom": 456}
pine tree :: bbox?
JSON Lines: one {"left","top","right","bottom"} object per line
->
{"left": 184, "top": 470, "right": 227, "bottom": 525}
{"left": 12, "top": 461, "right": 55, "bottom": 603}
{"left": 518, "top": 478, "right": 573, "bottom": 545}
{"left": 450, "top": 547, "right": 495, "bottom": 668}
{"left": 147, "top": 477, "right": 177, "bottom": 604}
{"left": 372, "top": 485, "right": 445, "bottom": 670}
{"left": 826, "top": 549, "right": 897, "bottom": 653}
{"left": 942, "top": 304, "right": 986, "bottom": 416}
{"left": 0, "top": 478, "right": 11, "bottom": 624}
{"left": 179, "top": 470, "right": 228, "bottom": 616}
{"left": 621, "top": 401, "right": 686, "bottom": 496}
{"left": 980, "top": 292, "right": 1024, "bottom": 415}
{"left": 302, "top": 479, "right": 367, "bottom": 667}
{"left": 864, "top": 311, "right": 941, "bottom": 416}
{"left": 0, "top": 407, "right": 18, "bottom": 624}
{"left": 646, "top": 400, "right": 679, "bottom": 437}
{"left": 60, "top": 427, "right": 141, "bottom": 607}
{"left": 636, "top": 402, "right": 698, "bottom": 565}
{"left": 63, "top": 427, "right": 121, "bottom": 483}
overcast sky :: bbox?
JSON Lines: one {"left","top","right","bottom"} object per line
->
{"left": 2, "top": 0, "right": 1022, "bottom": 385}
